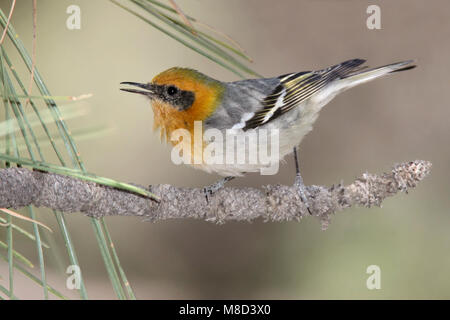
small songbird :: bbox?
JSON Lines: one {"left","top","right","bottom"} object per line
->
{"left": 121, "top": 59, "right": 416, "bottom": 209}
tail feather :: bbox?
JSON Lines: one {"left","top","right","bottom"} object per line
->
{"left": 340, "top": 60, "right": 416, "bottom": 89}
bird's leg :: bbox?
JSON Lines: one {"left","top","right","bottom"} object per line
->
{"left": 203, "top": 176, "right": 235, "bottom": 203}
{"left": 293, "top": 147, "right": 312, "bottom": 214}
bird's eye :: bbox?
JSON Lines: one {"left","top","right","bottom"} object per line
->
{"left": 167, "top": 85, "right": 178, "bottom": 96}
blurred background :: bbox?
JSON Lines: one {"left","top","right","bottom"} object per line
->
{"left": 0, "top": 0, "right": 449, "bottom": 299}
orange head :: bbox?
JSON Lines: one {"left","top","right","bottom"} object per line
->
{"left": 121, "top": 68, "right": 225, "bottom": 142}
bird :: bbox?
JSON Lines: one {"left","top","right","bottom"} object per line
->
{"left": 120, "top": 59, "right": 416, "bottom": 209}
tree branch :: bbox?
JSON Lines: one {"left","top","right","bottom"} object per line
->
{"left": 0, "top": 160, "right": 431, "bottom": 229}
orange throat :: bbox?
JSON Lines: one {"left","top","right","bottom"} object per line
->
{"left": 151, "top": 100, "right": 192, "bottom": 142}
{"left": 150, "top": 86, "right": 224, "bottom": 144}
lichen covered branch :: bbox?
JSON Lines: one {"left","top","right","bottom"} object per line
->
{"left": 0, "top": 160, "right": 431, "bottom": 229}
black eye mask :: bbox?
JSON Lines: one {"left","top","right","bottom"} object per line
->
{"left": 120, "top": 82, "right": 195, "bottom": 111}
{"left": 157, "top": 85, "right": 195, "bottom": 111}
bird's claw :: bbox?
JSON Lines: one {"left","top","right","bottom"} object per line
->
{"left": 294, "top": 174, "right": 312, "bottom": 215}
{"left": 203, "top": 181, "right": 223, "bottom": 204}
{"left": 203, "top": 176, "right": 234, "bottom": 204}
{"left": 203, "top": 186, "right": 213, "bottom": 203}
{"left": 203, "top": 181, "right": 223, "bottom": 203}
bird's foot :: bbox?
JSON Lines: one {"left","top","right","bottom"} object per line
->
{"left": 294, "top": 174, "right": 312, "bottom": 215}
{"left": 203, "top": 176, "right": 235, "bottom": 203}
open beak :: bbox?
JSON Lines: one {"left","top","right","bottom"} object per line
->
{"left": 120, "top": 82, "right": 155, "bottom": 96}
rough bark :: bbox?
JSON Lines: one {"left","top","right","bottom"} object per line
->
{"left": 0, "top": 160, "right": 431, "bottom": 229}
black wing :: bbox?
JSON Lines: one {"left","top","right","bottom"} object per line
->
{"left": 242, "top": 59, "right": 366, "bottom": 130}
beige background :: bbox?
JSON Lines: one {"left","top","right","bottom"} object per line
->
{"left": 1, "top": 0, "right": 449, "bottom": 299}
